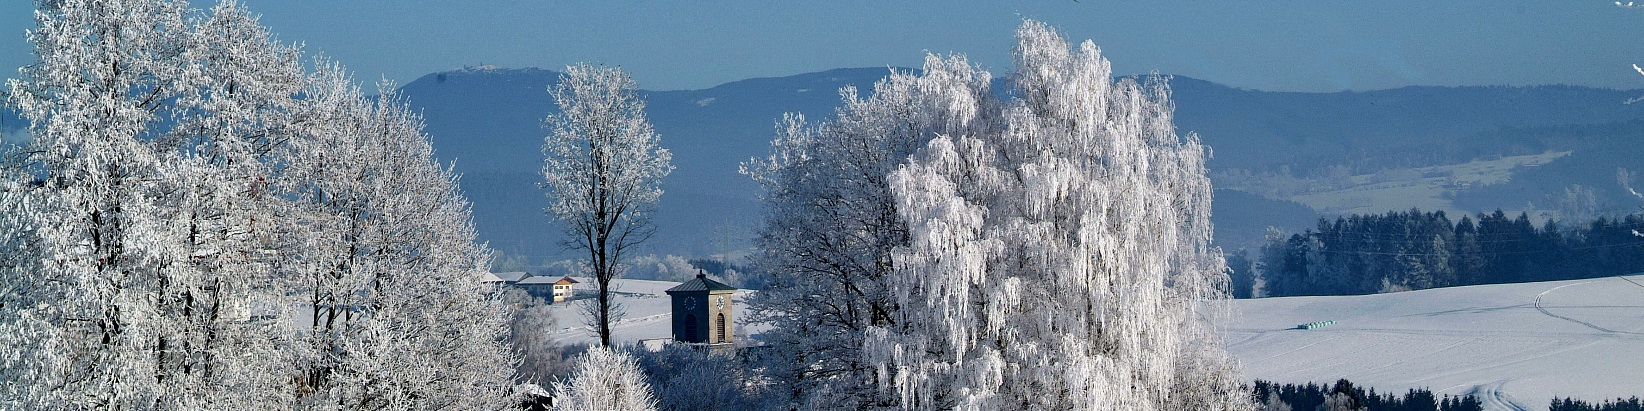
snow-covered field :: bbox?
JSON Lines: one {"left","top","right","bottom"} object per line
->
{"left": 540, "top": 276, "right": 1643, "bottom": 410}
{"left": 1225, "top": 276, "right": 1644, "bottom": 411}
{"left": 537, "top": 278, "right": 761, "bottom": 346}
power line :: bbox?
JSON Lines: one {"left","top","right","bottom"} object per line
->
{"left": 1280, "top": 219, "right": 1644, "bottom": 241}
{"left": 1303, "top": 241, "right": 1644, "bottom": 257}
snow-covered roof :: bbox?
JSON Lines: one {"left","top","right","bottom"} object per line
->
{"left": 488, "top": 271, "right": 529, "bottom": 283}
{"left": 665, "top": 273, "right": 736, "bottom": 293}
{"left": 554, "top": 276, "right": 579, "bottom": 285}
{"left": 515, "top": 275, "right": 559, "bottom": 285}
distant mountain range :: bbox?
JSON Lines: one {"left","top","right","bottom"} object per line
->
{"left": 1169, "top": 78, "right": 1644, "bottom": 172}
{"left": 4, "top": 67, "right": 1639, "bottom": 267}
{"left": 396, "top": 66, "right": 899, "bottom": 267}
{"left": 394, "top": 66, "right": 1643, "bottom": 266}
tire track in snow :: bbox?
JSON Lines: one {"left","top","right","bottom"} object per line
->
{"left": 1467, "top": 380, "right": 1530, "bottom": 411}
{"left": 1232, "top": 277, "right": 1644, "bottom": 409}
{"left": 1249, "top": 335, "right": 1338, "bottom": 364}
{"left": 1534, "top": 280, "right": 1642, "bottom": 335}
{"left": 1619, "top": 275, "right": 1644, "bottom": 292}
{"left": 1448, "top": 277, "right": 1644, "bottom": 410}
{"left": 1409, "top": 279, "right": 1636, "bottom": 409}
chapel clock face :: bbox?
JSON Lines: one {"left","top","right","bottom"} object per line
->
{"left": 683, "top": 296, "right": 697, "bottom": 310}
{"left": 716, "top": 296, "right": 724, "bottom": 308}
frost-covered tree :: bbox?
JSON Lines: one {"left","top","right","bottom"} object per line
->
{"left": 506, "top": 289, "right": 568, "bottom": 384}
{"left": 741, "top": 54, "right": 999, "bottom": 408}
{"left": 143, "top": 3, "right": 308, "bottom": 405}
{"left": 550, "top": 346, "right": 658, "bottom": 411}
{"left": 542, "top": 63, "right": 673, "bottom": 347}
{"left": 0, "top": 151, "right": 50, "bottom": 409}
{"left": 5, "top": 1, "right": 191, "bottom": 403}
{"left": 860, "top": 21, "right": 1251, "bottom": 410}
{"left": 3, "top": 0, "right": 514, "bottom": 407}
{"left": 284, "top": 64, "right": 512, "bottom": 409}
{"left": 1258, "top": 395, "right": 1293, "bottom": 411}
{"left": 2, "top": 0, "right": 301, "bottom": 407}
{"left": 633, "top": 344, "right": 775, "bottom": 411}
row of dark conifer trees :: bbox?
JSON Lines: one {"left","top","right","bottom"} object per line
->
{"left": 1251, "top": 379, "right": 1482, "bottom": 411}
{"left": 1253, "top": 379, "right": 1644, "bottom": 411}
{"left": 1232, "top": 209, "right": 1644, "bottom": 298}
{"left": 1551, "top": 396, "right": 1644, "bottom": 411}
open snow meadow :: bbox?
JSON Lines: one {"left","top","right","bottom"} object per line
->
{"left": 545, "top": 276, "right": 1644, "bottom": 410}
{"left": 1225, "top": 276, "right": 1644, "bottom": 411}
{"left": 537, "top": 275, "right": 1644, "bottom": 410}
{"left": 541, "top": 278, "right": 761, "bottom": 346}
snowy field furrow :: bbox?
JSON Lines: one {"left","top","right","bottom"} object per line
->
{"left": 1226, "top": 276, "right": 1644, "bottom": 411}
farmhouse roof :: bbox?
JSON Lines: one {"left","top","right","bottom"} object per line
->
{"left": 665, "top": 273, "right": 736, "bottom": 293}
{"left": 489, "top": 271, "right": 530, "bottom": 283}
{"left": 554, "top": 276, "right": 579, "bottom": 285}
{"left": 515, "top": 276, "right": 559, "bottom": 285}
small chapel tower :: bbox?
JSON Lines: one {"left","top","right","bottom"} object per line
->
{"left": 665, "top": 272, "right": 737, "bottom": 345}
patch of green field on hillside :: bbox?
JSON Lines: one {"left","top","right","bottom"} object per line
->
{"left": 1288, "top": 151, "right": 1569, "bottom": 216}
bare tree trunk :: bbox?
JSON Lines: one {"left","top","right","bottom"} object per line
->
{"left": 542, "top": 63, "right": 670, "bottom": 348}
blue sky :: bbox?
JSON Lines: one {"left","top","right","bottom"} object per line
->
{"left": 1, "top": 1, "right": 1641, "bottom": 92}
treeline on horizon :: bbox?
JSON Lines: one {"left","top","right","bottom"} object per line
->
{"left": 1253, "top": 379, "right": 1644, "bottom": 411}
{"left": 1551, "top": 396, "right": 1644, "bottom": 411}
{"left": 1251, "top": 379, "right": 1482, "bottom": 411}
{"left": 1230, "top": 209, "right": 1644, "bottom": 298}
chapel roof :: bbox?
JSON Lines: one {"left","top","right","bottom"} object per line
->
{"left": 665, "top": 273, "right": 736, "bottom": 293}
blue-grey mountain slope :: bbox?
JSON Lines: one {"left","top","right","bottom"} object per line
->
{"left": 398, "top": 67, "right": 892, "bottom": 266}
{"left": 392, "top": 68, "right": 1644, "bottom": 267}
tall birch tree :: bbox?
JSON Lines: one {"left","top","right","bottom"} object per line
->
{"left": 542, "top": 63, "right": 673, "bottom": 347}
{"left": 862, "top": 20, "right": 1250, "bottom": 410}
